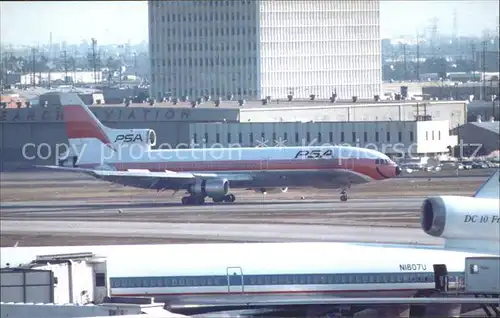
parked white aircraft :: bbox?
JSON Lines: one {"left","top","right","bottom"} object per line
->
{"left": 38, "top": 92, "right": 401, "bottom": 205}
{"left": 1, "top": 171, "right": 498, "bottom": 316}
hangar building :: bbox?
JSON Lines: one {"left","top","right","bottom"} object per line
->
{"left": 452, "top": 120, "right": 500, "bottom": 156}
{"left": 148, "top": 0, "right": 382, "bottom": 100}
{"left": 189, "top": 120, "right": 457, "bottom": 157}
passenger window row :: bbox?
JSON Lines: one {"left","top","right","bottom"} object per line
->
{"left": 110, "top": 272, "right": 464, "bottom": 288}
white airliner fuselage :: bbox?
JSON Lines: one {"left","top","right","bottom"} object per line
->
{"left": 40, "top": 93, "right": 401, "bottom": 205}
{"left": 0, "top": 242, "right": 491, "bottom": 303}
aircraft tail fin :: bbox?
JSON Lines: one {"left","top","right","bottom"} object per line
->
{"left": 60, "top": 93, "right": 112, "bottom": 147}
{"left": 50, "top": 93, "right": 115, "bottom": 167}
{"left": 53, "top": 93, "right": 156, "bottom": 168}
{"left": 473, "top": 169, "right": 499, "bottom": 199}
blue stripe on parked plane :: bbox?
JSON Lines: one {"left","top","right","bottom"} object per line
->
{"left": 110, "top": 271, "right": 465, "bottom": 289}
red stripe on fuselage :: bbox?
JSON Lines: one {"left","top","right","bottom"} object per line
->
{"left": 81, "top": 159, "right": 394, "bottom": 181}
{"left": 64, "top": 105, "right": 111, "bottom": 146}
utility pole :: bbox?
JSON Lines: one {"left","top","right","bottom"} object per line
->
{"left": 471, "top": 42, "right": 476, "bottom": 98}
{"left": 31, "top": 48, "right": 36, "bottom": 87}
{"left": 63, "top": 50, "right": 68, "bottom": 84}
{"left": 133, "top": 52, "right": 137, "bottom": 77}
{"left": 429, "top": 17, "right": 439, "bottom": 57}
{"left": 60, "top": 42, "right": 68, "bottom": 84}
{"left": 416, "top": 37, "right": 420, "bottom": 81}
{"left": 73, "top": 49, "right": 78, "bottom": 81}
{"left": 482, "top": 40, "right": 487, "bottom": 100}
{"left": 91, "top": 38, "right": 98, "bottom": 85}
{"left": 452, "top": 9, "right": 458, "bottom": 42}
{"left": 403, "top": 43, "right": 407, "bottom": 81}
{"left": 48, "top": 32, "right": 52, "bottom": 89}
{"left": 119, "top": 56, "right": 123, "bottom": 87}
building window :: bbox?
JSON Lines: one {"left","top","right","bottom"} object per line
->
{"left": 341, "top": 132, "right": 345, "bottom": 142}
{"left": 317, "top": 132, "right": 322, "bottom": 143}
{"left": 352, "top": 132, "right": 356, "bottom": 142}
{"left": 432, "top": 131, "right": 435, "bottom": 140}
{"left": 329, "top": 132, "right": 333, "bottom": 142}
{"left": 426, "top": 131, "right": 428, "bottom": 140}
{"left": 95, "top": 273, "right": 106, "bottom": 287}
{"left": 272, "top": 132, "right": 276, "bottom": 142}
{"left": 284, "top": 132, "right": 288, "bottom": 141}
{"left": 398, "top": 132, "right": 402, "bottom": 142}
{"left": 216, "top": 133, "right": 220, "bottom": 143}
{"left": 238, "top": 133, "right": 243, "bottom": 143}
{"left": 295, "top": 132, "right": 299, "bottom": 143}
{"left": 204, "top": 133, "right": 209, "bottom": 143}
{"left": 364, "top": 132, "right": 368, "bottom": 142}
{"left": 386, "top": 132, "right": 391, "bottom": 142}
{"left": 306, "top": 132, "right": 310, "bottom": 143}
{"left": 193, "top": 133, "right": 197, "bottom": 143}
{"left": 438, "top": 131, "right": 441, "bottom": 140}
{"left": 227, "top": 133, "right": 231, "bottom": 143}
{"left": 375, "top": 132, "right": 379, "bottom": 142}
{"left": 409, "top": 131, "right": 414, "bottom": 142}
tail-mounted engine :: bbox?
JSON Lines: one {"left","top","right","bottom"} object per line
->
{"left": 420, "top": 195, "right": 500, "bottom": 241}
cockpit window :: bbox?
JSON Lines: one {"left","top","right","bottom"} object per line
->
{"left": 376, "top": 159, "right": 391, "bottom": 165}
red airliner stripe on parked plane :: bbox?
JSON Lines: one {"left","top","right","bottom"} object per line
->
{"left": 80, "top": 159, "right": 388, "bottom": 180}
{"left": 64, "top": 105, "right": 112, "bottom": 146}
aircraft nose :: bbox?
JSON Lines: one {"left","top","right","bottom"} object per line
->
{"left": 395, "top": 166, "right": 402, "bottom": 176}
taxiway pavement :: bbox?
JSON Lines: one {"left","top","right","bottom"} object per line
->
{"left": 0, "top": 171, "right": 493, "bottom": 247}
{"left": 1, "top": 197, "right": 440, "bottom": 247}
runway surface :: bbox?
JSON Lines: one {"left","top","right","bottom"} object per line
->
{"left": 0, "top": 170, "right": 492, "bottom": 247}
{"left": 1, "top": 197, "right": 442, "bottom": 247}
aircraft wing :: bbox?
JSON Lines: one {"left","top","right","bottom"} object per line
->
{"left": 36, "top": 165, "right": 198, "bottom": 190}
{"left": 473, "top": 169, "right": 499, "bottom": 198}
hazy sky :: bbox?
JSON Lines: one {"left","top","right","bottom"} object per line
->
{"left": 1, "top": 1, "right": 498, "bottom": 45}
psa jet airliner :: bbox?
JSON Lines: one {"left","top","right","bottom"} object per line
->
{"left": 1, "top": 171, "right": 499, "bottom": 316}
{"left": 39, "top": 93, "right": 401, "bottom": 205}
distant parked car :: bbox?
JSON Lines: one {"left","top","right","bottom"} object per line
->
{"left": 472, "top": 161, "right": 489, "bottom": 169}
{"left": 461, "top": 161, "right": 473, "bottom": 170}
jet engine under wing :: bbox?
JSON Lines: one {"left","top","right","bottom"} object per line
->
{"left": 37, "top": 165, "right": 198, "bottom": 190}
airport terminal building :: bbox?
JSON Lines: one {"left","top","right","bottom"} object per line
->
{"left": 148, "top": 0, "right": 382, "bottom": 100}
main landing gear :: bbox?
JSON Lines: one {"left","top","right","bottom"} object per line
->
{"left": 181, "top": 194, "right": 236, "bottom": 205}
{"left": 212, "top": 194, "right": 236, "bottom": 203}
{"left": 340, "top": 189, "right": 348, "bottom": 202}
{"left": 181, "top": 196, "right": 205, "bottom": 205}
